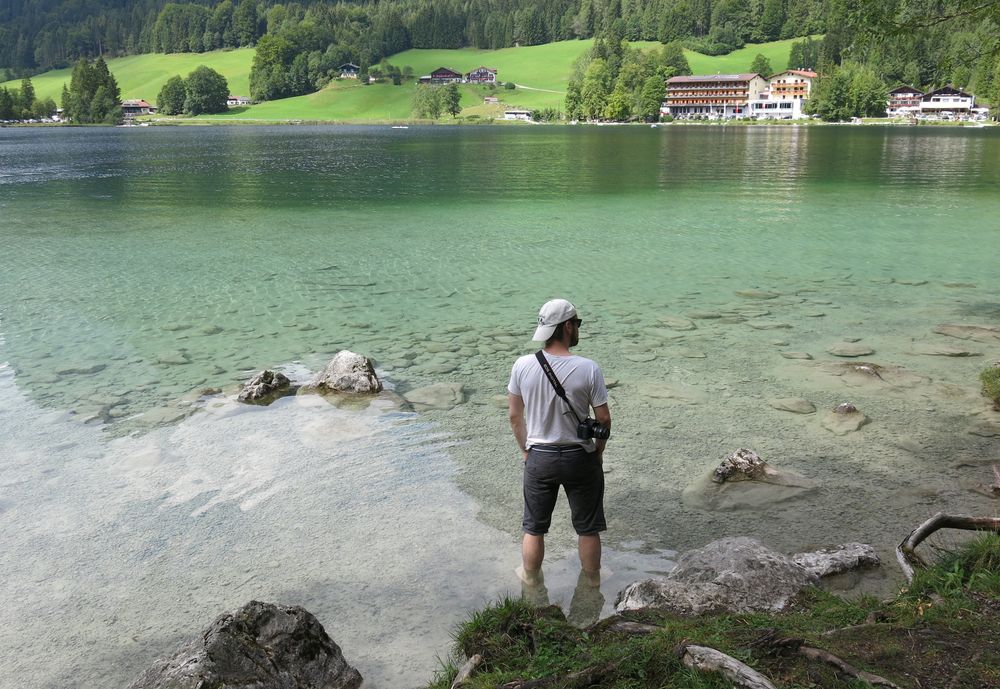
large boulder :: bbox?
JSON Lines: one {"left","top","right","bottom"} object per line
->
{"left": 127, "top": 600, "right": 363, "bottom": 689}
{"left": 310, "top": 351, "right": 382, "bottom": 393}
{"left": 238, "top": 370, "right": 291, "bottom": 403}
{"left": 615, "top": 537, "right": 877, "bottom": 616}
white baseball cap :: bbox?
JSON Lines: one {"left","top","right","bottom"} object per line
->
{"left": 532, "top": 298, "right": 578, "bottom": 341}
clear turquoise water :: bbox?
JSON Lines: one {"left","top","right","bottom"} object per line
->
{"left": 1, "top": 124, "right": 999, "bottom": 688}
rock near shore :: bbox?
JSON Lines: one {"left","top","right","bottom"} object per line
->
{"left": 309, "top": 350, "right": 382, "bottom": 393}
{"left": 127, "top": 600, "right": 362, "bottom": 689}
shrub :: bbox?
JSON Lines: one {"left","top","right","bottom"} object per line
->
{"left": 504, "top": 81, "right": 516, "bottom": 90}
{"left": 981, "top": 364, "right": 1000, "bottom": 409}
{"left": 660, "top": 114, "right": 674, "bottom": 122}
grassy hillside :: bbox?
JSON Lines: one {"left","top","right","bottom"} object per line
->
{"left": 4, "top": 38, "right": 807, "bottom": 121}
{"left": 1, "top": 48, "right": 254, "bottom": 102}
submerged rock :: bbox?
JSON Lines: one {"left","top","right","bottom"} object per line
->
{"left": 686, "top": 450, "right": 818, "bottom": 510}
{"left": 308, "top": 351, "right": 382, "bottom": 393}
{"left": 911, "top": 343, "right": 980, "bottom": 357}
{"left": 769, "top": 397, "right": 816, "bottom": 414}
{"left": 127, "top": 600, "right": 362, "bottom": 689}
{"left": 404, "top": 382, "right": 465, "bottom": 411}
{"left": 736, "top": 289, "right": 780, "bottom": 300}
{"left": 238, "top": 370, "right": 291, "bottom": 403}
{"left": 827, "top": 343, "right": 875, "bottom": 357}
{"left": 780, "top": 351, "right": 813, "bottom": 360}
{"left": 821, "top": 403, "right": 869, "bottom": 435}
{"left": 819, "top": 361, "right": 928, "bottom": 390}
{"left": 933, "top": 324, "right": 1000, "bottom": 343}
{"left": 658, "top": 315, "right": 697, "bottom": 331}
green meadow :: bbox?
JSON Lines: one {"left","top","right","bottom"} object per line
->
{"left": 4, "top": 38, "right": 807, "bottom": 121}
{"left": 1, "top": 48, "right": 254, "bottom": 102}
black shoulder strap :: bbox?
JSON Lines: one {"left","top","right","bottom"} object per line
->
{"left": 534, "top": 350, "right": 583, "bottom": 424}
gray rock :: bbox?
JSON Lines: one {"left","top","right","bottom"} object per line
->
{"left": 769, "top": 398, "right": 816, "bottom": 414}
{"left": 309, "top": 351, "right": 382, "bottom": 393}
{"left": 238, "top": 370, "right": 291, "bottom": 403}
{"left": 713, "top": 448, "right": 767, "bottom": 483}
{"left": 127, "top": 600, "right": 362, "bottom": 689}
{"left": 780, "top": 351, "right": 813, "bottom": 360}
{"left": 404, "top": 382, "right": 465, "bottom": 410}
{"left": 827, "top": 343, "right": 875, "bottom": 357}
{"left": 791, "top": 543, "right": 880, "bottom": 578}
{"left": 615, "top": 537, "right": 816, "bottom": 615}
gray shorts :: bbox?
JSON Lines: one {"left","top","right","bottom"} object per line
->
{"left": 522, "top": 445, "right": 606, "bottom": 536}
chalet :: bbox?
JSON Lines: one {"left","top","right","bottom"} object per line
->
{"left": 466, "top": 66, "right": 498, "bottom": 84}
{"left": 121, "top": 99, "right": 156, "bottom": 116}
{"left": 661, "top": 74, "right": 768, "bottom": 119}
{"left": 423, "top": 67, "right": 462, "bottom": 84}
{"left": 503, "top": 109, "right": 532, "bottom": 121}
{"left": 749, "top": 70, "right": 816, "bottom": 119}
{"left": 920, "top": 85, "right": 975, "bottom": 117}
{"left": 339, "top": 63, "right": 360, "bottom": 78}
{"left": 886, "top": 86, "right": 924, "bottom": 117}
{"left": 227, "top": 95, "right": 253, "bottom": 107}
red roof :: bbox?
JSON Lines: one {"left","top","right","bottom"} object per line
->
{"left": 122, "top": 99, "right": 152, "bottom": 107}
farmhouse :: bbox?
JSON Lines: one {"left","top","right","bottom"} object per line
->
{"left": 661, "top": 74, "right": 768, "bottom": 118}
{"left": 121, "top": 99, "right": 156, "bottom": 116}
{"left": 466, "top": 66, "right": 498, "bottom": 84}
{"left": 339, "top": 63, "right": 360, "bottom": 78}
{"left": 227, "top": 95, "right": 252, "bottom": 107}
{"left": 749, "top": 70, "right": 816, "bottom": 119}
{"left": 419, "top": 67, "right": 463, "bottom": 84}
{"left": 886, "top": 86, "right": 925, "bottom": 117}
{"left": 920, "top": 85, "right": 975, "bottom": 117}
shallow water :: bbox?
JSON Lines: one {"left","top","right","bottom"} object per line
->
{"left": 1, "top": 124, "right": 999, "bottom": 688}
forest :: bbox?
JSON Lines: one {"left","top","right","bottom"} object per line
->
{"left": 1, "top": 1, "right": 998, "bottom": 114}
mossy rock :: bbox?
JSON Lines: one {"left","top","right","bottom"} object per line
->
{"left": 982, "top": 364, "right": 1000, "bottom": 410}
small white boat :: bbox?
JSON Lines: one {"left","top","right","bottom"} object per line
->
{"left": 391, "top": 125, "right": 409, "bottom": 129}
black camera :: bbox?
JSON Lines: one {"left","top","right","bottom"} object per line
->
{"left": 577, "top": 417, "right": 610, "bottom": 440}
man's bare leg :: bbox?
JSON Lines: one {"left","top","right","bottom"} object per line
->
{"left": 578, "top": 533, "right": 601, "bottom": 574}
{"left": 518, "top": 533, "right": 545, "bottom": 584}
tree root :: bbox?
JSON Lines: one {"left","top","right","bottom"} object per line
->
{"left": 678, "top": 644, "right": 777, "bottom": 689}
{"left": 451, "top": 653, "right": 483, "bottom": 689}
{"left": 799, "top": 645, "right": 900, "bottom": 688}
{"left": 896, "top": 512, "right": 1000, "bottom": 582}
{"left": 499, "top": 662, "right": 619, "bottom": 689}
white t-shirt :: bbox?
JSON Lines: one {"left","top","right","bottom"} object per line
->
{"left": 508, "top": 351, "right": 609, "bottom": 451}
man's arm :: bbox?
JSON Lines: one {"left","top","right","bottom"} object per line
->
{"left": 508, "top": 393, "right": 528, "bottom": 462}
{"left": 593, "top": 403, "right": 611, "bottom": 462}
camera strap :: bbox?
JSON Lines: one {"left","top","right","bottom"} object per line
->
{"left": 534, "top": 350, "right": 584, "bottom": 425}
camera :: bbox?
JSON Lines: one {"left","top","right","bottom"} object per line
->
{"left": 577, "top": 417, "right": 610, "bottom": 440}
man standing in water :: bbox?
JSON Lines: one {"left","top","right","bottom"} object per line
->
{"left": 508, "top": 298, "right": 611, "bottom": 589}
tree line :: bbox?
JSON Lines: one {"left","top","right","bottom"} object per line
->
{"left": 2, "top": 0, "right": 830, "bottom": 76}
{"left": 157, "top": 66, "right": 231, "bottom": 115}
{"left": 0, "top": 77, "right": 57, "bottom": 120}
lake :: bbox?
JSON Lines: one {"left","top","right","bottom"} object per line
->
{"left": 1, "top": 124, "right": 998, "bottom": 688}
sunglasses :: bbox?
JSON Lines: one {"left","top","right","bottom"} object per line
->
{"left": 571, "top": 318, "right": 583, "bottom": 327}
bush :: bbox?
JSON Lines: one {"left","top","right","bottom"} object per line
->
{"left": 504, "top": 81, "right": 516, "bottom": 90}
{"left": 981, "top": 364, "right": 1000, "bottom": 409}
{"left": 660, "top": 114, "right": 674, "bottom": 122}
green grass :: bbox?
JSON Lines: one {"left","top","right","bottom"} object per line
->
{"left": 685, "top": 36, "right": 821, "bottom": 75}
{"left": 428, "top": 534, "right": 1000, "bottom": 689}
{"left": 1, "top": 48, "right": 254, "bottom": 103}
{"left": 4, "top": 37, "right": 808, "bottom": 120}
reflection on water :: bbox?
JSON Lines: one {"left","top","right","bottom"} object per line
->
{"left": 1, "top": 125, "right": 999, "bottom": 688}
